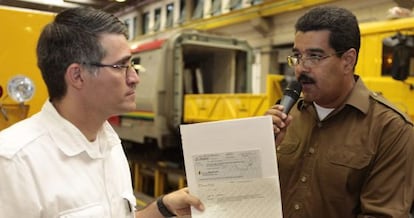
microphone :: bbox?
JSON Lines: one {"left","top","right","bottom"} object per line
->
{"left": 279, "top": 81, "right": 302, "bottom": 114}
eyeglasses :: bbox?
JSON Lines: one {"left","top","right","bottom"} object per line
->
{"left": 287, "top": 51, "right": 344, "bottom": 68}
{"left": 87, "top": 60, "right": 139, "bottom": 75}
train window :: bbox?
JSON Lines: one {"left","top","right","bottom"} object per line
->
{"left": 382, "top": 44, "right": 394, "bottom": 76}
{"left": 382, "top": 34, "right": 414, "bottom": 80}
{"left": 131, "top": 57, "right": 141, "bottom": 74}
{"left": 271, "top": 44, "right": 294, "bottom": 76}
{"left": 132, "top": 57, "right": 140, "bottom": 65}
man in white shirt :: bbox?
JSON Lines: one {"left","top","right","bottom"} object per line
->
{"left": 0, "top": 7, "right": 204, "bottom": 218}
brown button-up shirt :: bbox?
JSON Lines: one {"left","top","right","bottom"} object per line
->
{"left": 277, "top": 77, "right": 414, "bottom": 218}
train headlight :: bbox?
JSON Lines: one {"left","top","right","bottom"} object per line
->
{"left": 7, "top": 75, "right": 35, "bottom": 103}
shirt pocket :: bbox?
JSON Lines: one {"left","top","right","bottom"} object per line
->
{"left": 58, "top": 203, "right": 105, "bottom": 218}
{"left": 327, "top": 144, "right": 372, "bottom": 169}
{"left": 276, "top": 138, "right": 301, "bottom": 179}
{"left": 120, "top": 192, "right": 136, "bottom": 218}
{"left": 276, "top": 138, "right": 300, "bottom": 155}
{"left": 325, "top": 144, "right": 373, "bottom": 193}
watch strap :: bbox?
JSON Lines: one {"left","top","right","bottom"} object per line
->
{"left": 157, "top": 195, "right": 176, "bottom": 217}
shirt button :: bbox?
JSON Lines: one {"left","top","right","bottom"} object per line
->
{"left": 294, "top": 204, "right": 301, "bottom": 210}
{"left": 300, "top": 176, "right": 307, "bottom": 183}
{"left": 276, "top": 146, "right": 281, "bottom": 151}
{"left": 309, "top": 147, "right": 315, "bottom": 154}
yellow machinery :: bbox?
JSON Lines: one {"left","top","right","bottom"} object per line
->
{"left": 0, "top": 6, "right": 54, "bottom": 130}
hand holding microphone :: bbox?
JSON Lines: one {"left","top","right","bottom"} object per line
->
{"left": 265, "top": 80, "right": 302, "bottom": 144}
{"left": 279, "top": 80, "right": 302, "bottom": 114}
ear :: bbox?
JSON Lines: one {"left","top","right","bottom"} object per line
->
{"left": 342, "top": 48, "right": 357, "bottom": 74}
{"left": 66, "top": 63, "right": 84, "bottom": 89}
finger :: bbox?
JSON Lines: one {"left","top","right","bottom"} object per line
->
{"left": 181, "top": 187, "right": 189, "bottom": 193}
{"left": 284, "top": 115, "right": 293, "bottom": 126}
{"left": 271, "top": 114, "right": 286, "bottom": 128}
{"left": 265, "top": 108, "right": 287, "bottom": 120}
{"left": 273, "top": 125, "right": 281, "bottom": 134}
{"left": 175, "top": 208, "right": 191, "bottom": 216}
{"left": 185, "top": 194, "right": 204, "bottom": 211}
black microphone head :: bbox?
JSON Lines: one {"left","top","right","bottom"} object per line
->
{"left": 283, "top": 81, "right": 302, "bottom": 100}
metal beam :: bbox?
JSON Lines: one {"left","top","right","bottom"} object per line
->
{"left": 182, "top": 0, "right": 337, "bottom": 30}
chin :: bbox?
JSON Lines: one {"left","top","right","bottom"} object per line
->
{"left": 115, "top": 105, "right": 135, "bottom": 114}
{"left": 124, "top": 107, "right": 136, "bottom": 113}
{"left": 302, "top": 94, "right": 313, "bottom": 102}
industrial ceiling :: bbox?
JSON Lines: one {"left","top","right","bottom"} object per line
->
{"left": 0, "top": 0, "right": 153, "bottom": 14}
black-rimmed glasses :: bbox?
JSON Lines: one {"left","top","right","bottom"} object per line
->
{"left": 87, "top": 60, "right": 139, "bottom": 75}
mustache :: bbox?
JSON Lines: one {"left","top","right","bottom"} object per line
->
{"left": 298, "top": 74, "right": 315, "bottom": 83}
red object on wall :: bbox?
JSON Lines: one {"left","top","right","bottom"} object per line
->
{"left": 108, "top": 115, "right": 120, "bottom": 126}
{"left": 131, "top": 39, "right": 165, "bottom": 53}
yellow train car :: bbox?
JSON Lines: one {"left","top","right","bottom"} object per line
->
{"left": 0, "top": 6, "right": 54, "bottom": 129}
{"left": 357, "top": 16, "right": 414, "bottom": 120}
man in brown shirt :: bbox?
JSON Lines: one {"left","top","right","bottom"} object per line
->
{"left": 266, "top": 6, "right": 414, "bottom": 217}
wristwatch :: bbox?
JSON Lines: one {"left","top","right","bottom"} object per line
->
{"left": 157, "top": 195, "right": 176, "bottom": 217}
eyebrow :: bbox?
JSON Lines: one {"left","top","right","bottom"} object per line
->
{"left": 111, "top": 55, "right": 132, "bottom": 64}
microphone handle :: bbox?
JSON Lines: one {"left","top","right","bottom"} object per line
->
{"left": 279, "top": 95, "right": 297, "bottom": 114}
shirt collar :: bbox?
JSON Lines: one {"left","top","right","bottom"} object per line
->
{"left": 343, "top": 75, "right": 370, "bottom": 114}
{"left": 298, "top": 75, "right": 370, "bottom": 115}
{"left": 40, "top": 101, "right": 120, "bottom": 159}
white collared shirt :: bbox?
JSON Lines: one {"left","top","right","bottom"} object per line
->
{"left": 0, "top": 101, "right": 136, "bottom": 218}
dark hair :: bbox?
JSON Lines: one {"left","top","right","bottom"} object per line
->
{"left": 295, "top": 6, "right": 360, "bottom": 67}
{"left": 36, "top": 7, "right": 128, "bottom": 101}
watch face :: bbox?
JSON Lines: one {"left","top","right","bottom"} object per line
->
{"left": 7, "top": 75, "right": 35, "bottom": 103}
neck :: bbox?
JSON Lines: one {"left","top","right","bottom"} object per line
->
{"left": 52, "top": 98, "right": 105, "bottom": 142}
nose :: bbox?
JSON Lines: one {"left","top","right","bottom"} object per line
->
{"left": 126, "top": 67, "right": 140, "bottom": 85}
{"left": 294, "top": 64, "right": 310, "bottom": 80}
{"left": 295, "top": 58, "right": 311, "bottom": 72}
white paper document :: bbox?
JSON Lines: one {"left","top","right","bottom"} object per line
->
{"left": 180, "top": 116, "right": 283, "bottom": 218}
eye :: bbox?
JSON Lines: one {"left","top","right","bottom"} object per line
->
{"left": 308, "top": 53, "right": 323, "bottom": 60}
{"left": 112, "top": 64, "right": 123, "bottom": 69}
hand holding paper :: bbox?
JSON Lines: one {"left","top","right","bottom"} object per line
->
{"left": 180, "top": 116, "right": 283, "bottom": 218}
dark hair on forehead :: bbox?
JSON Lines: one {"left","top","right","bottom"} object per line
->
{"left": 295, "top": 6, "right": 360, "bottom": 58}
